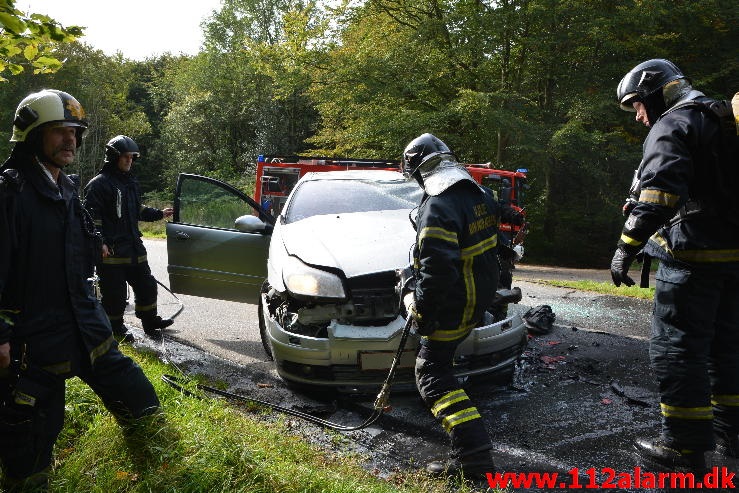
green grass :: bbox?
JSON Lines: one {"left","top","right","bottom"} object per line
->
{"left": 139, "top": 196, "right": 171, "bottom": 239}
{"left": 47, "top": 347, "right": 489, "bottom": 493}
{"left": 537, "top": 279, "right": 655, "bottom": 300}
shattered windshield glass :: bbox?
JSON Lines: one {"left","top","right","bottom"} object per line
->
{"left": 284, "top": 178, "right": 423, "bottom": 223}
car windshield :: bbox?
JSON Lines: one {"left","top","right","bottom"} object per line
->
{"left": 284, "top": 178, "right": 423, "bottom": 223}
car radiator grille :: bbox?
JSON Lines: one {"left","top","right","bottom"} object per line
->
{"left": 345, "top": 271, "right": 399, "bottom": 322}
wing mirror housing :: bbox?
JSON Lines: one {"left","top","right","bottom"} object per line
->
{"left": 235, "top": 214, "right": 273, "bottom": 234}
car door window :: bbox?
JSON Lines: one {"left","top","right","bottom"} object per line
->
{"left": 178, "top": 177, "right": 254, "bottom": 230}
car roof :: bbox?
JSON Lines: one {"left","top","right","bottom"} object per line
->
{"left": 300, "top": 169, "right": 406, "bottom": 182}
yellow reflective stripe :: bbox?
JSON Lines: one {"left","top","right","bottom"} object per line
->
{"left": 660, "top": 403, "right": 713, "bottom": 420}
{"left": 431, "top": 389, "right": 469, "bottom": 416}
{"left": 458, "top": 235, "right": 498, "bottom": 328}
{"left": 14, "top": 392, "right": 36, "bottom": 407}
{"left": 102, "top": 257, "right": 132, "bottom": 265}
{"left": 650, "top": 232, "right": 674, "bottom": 257}
{"left": 462, "top": 256, "right": 475, "bottom": 329}
{"left": 90, "top": 335, "right": 114, "bottom": 365}
{"left": 419, "top": 226, "right": 458, "bottom": 247}
{"left": 460, "top": 235, "right": 497, "bottom": 259}
{"left": 101, "top": 254, "right": 148, "bottom": 265}
{"left": 639, "top": 189, "right": 680, "bottom": 207}
{"left": 135, "top": 303, "right": 157, "bottom": 312}
{"left": 712, "top": 395, "right": 739, "bottom": 407}
{"left": 41, "top": 361, "right": 71, "bottom": 375}
{"left": 426, "top": 326, "right": 471, "bottom": 342}
{"left": 620, "top": 234, "right": 643, "bottom": 247}
{"left": 674, "top": 249, "right": 739, "bottom": 263}
{"left": 93, "top": 220, "right": 102, "bottom": 226}
{"left": 441, "top": 407, "right": 482, "bottom": 432}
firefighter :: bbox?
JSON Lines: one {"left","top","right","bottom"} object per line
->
{"left": 401, "top": 133, "right": 500, "bottom": 478}
{"left": 0, "top": 89, "right": 160, "bottom": 490}
{"left": 611, "top": 59, "right": 739, "bottom": 471}
{"left": 84, "top": 135, "right": 174, "bottom": 341}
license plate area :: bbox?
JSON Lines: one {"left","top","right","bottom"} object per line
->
{"left": 359, "top": 350, "right": 416, "bottom": 371}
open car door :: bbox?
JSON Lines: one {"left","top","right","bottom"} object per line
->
{"left": 166, "top": 173, "right": 275, "bottom": 304}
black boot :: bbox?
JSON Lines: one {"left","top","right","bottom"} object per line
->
{"left": 112, "top": 323, "right": 135, "bottom": 343}
{"left": 715, "top": 432, "right": 739, "bottom": 458}
{"left": 142, "top": 316, "right": 173, "bottom": 340}
{"left": 634, "top": 438, "right": 707, "bottom": 472}
{"left": 426, "top": 449, "right": 495, "bottom": 478}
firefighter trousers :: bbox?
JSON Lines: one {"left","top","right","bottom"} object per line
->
{"left": 650, "top": 261, "right": 739, "bottom": 450}
{"left": 415, "top": 336, "right": 493, "bottom": 458}
{"left": 0, "top": 335, "right": 159, "bottom": 480}
{"left": 98, "top": 261, "right": 159, "bottom": 330}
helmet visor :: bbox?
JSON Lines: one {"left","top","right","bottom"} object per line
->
{"left": 619, "top": 93, "right": 639, "bottom": 112}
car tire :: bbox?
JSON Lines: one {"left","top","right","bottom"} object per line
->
{"left": 258, "top": 280, "right": 274, "bottom": 360}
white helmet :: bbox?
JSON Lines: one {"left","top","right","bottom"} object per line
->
{"left": 11, "top": 89, "right": 88, "bottom": 146}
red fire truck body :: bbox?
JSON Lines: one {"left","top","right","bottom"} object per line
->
{"left": 254, "top": 155, "right": 527, "bottom": 240}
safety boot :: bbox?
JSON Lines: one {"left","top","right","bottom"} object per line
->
{"left": 634, "top": 438, "right": 707, "bottom": 472}
{"left": 112, "top": 323, "right": 135, "bottom": 343}
{"left": 142, "top": 316, "right": 173, "bottom": 340}
{"left": 715, "top": 432, "right": 739, "bottom": 458}
{"left": 426, "top": 449, "right": 495, "bottom": 479}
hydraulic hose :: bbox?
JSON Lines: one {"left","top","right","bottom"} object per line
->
{"left": 155, "top": 278, "right": 184, "bottom": 320}
{"left": 161, "top": 315, "right": 415, "bottom": 432}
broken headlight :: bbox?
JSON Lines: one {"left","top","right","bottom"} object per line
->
{"left": 283, "top": 256, "right": 346, "bottom": 299}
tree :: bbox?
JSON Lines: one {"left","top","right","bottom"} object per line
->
{"left": 0, "top": 0, "right": 83, "bottom": 81}
{"left": 153, "top": 0, "right": 319, "bottom": 187}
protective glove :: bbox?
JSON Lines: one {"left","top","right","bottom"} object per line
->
{"left": 402, "top": 292, "right": 416, "bottom": 320}
{"left": 610, "top": 246, "right": 638, "bottom": 287}
{"left": 402, "top": 292, "right": 437, "bottom": 336}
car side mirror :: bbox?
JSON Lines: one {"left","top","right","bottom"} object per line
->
{"left": 235, "top": 214, "right": 272, "bottom": 234}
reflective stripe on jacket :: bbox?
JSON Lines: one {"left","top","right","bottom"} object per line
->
{"left": 413, "top": 180, "right": 500, "bottom": 335}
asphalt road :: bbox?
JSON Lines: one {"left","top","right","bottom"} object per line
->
{"left": 129, "top": 239, "right": 737, "bottom": 487}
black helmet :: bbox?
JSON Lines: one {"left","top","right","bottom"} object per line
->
{"left": 104, "top": 135, "right": 140, "bottom": 163}
{"left": 616, "top": 59, "right": 685, "bottom": 111}
{"left": 401, "top": 133, "right": 455, "bottom": 178}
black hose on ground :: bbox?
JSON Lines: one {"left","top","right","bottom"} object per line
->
{"left": 160, "top": 315, "right": 415, "bottom": 432}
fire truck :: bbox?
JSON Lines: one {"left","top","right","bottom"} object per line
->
{"left": 254, "top": 155, "right": 528, "bottom": 244}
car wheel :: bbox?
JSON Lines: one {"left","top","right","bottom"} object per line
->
{"left": 258, "top": 280, "right": 274, "bottom": 360}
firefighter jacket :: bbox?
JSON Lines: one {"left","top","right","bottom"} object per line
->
{"left": 413, "top": 180, "right": 505, "bottom": 341}
{"left": 619, "top": 92, "right": 739, "bottom": 264}
{"left": 84, "top": 164, "right": 164, "bottom": 265}
{"left": 0, "top": 148, "right": 115, "bottom": 369}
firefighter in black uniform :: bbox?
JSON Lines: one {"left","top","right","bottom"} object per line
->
{"left": 84, "top": 136, "right": 174, "bottom": 341}
{"left": 401, "top": 133, "right": 516, "bottom": 479}
{"left": 611, "top": 59, "right": 739, "bottom": 471}
{"left": 0, "top": 89, "right": 160, "bottom": 490}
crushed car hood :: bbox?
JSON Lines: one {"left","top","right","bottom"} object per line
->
{"left": 281, "top": 209, "right": 415, "bottom": 278}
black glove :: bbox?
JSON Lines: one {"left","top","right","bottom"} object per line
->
{"left": 610, "top": 247, "right": 638, "bottom": 287}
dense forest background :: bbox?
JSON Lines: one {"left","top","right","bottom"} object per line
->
{"left": 1, "top": 0, "right": 737, "bottom": 266}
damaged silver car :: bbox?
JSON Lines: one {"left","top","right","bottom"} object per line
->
{"left": 166, "top": 170, "right": 527, "bottom": 392}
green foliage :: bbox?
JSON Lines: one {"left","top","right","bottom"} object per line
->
{"left": 0, "top": 0, "right": 735, "bottom": 265}
{"left": 538, "top": 279, "right": 655, "bottom": 300}
{"left": 51, "top": 347, "right": 480, "bottom": 493}
{"left": 0, "top": 0, "right": 83, "bottom": 81}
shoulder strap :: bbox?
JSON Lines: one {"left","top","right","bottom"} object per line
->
{"left": 1, "top": 168, "right": 24, "bottom": 192}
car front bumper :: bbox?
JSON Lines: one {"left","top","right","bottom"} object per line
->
{"left": 262, "top": 295, "right": 528, "bottom": 391}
